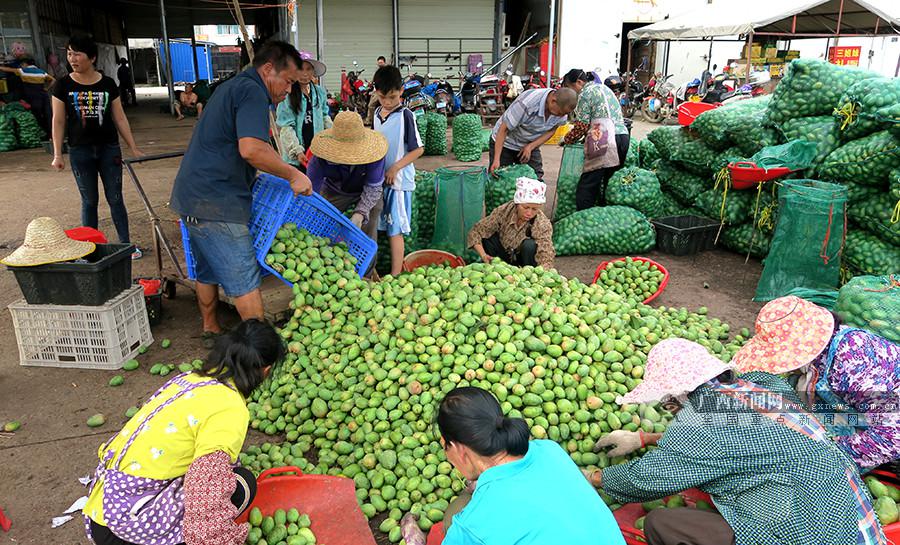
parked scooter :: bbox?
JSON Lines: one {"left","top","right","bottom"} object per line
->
{"left": 478, "top": 73, "right": 508, "bottom": 116}
{"left": 640, "top": 72, "right": 676, "bottom": 123}
{"left": 429, "top": 75, "right": 456, "bottom": 115}
{"left": 459, "top": 62, "right": 483, "bottom": 114}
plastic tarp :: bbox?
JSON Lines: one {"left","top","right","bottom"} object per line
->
{"left": 628, "top": 0, "right": 900, "bottom": 40}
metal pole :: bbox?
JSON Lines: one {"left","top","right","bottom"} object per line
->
{"left": 745, "top": 32, "right": 753, "bottom": 83}
{"left": 189, "top": 31, "right": 200, "bottom": 82}
{"left": 293, "top": 1, "right": 301, "bottom": 52}
{"left": 626, "top": 39, "right": 633, "bottom": 73}
{"left": 316, "top": 0, "right": 324, "bottom": 61}
{"left": 707, "top": 37, "right": 714, "bottom": 71}
{"left": 26, "top": 0, "right": 45, "bottom": 69}
{"left": 547, "top": 0, "right": 556, "bottom": 80}
{"left": 392, "top": 0, "right": 399, "bottom": 65}
{"left": 492, "top": 0, "right": 502, "bottom": 64}
{"left": 159, "top": 0, "right": 176, "bottom": 115}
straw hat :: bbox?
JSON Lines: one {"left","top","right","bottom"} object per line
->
{"left": 732, "top": 296, "right": 834, "bottom": 374}
{"left": 299, "top": 50, "right": 327, "bottom": 77}
{"left": 1, "top": 217, "right": 95, "bottom": 267}
{"left": 310, "top": 111, "right": 388, "bottom": 165}
{"left": 618, "top": 338, "right": 734, "bottom": 405}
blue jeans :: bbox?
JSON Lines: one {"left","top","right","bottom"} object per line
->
{"left": 182, "top": 217, "right": 261, "bottom": 297}
{"left": 69, "top": 144, "right": 130, "bottom": 243}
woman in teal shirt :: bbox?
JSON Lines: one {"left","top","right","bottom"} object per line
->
{"left": 275, "top": 51, "right": 330, "bottom": 172}
{"left": 417, "top": 387, "right": 625, "bottom": 545}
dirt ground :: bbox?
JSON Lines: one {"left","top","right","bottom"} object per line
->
{"left": 0, "top": 93, "right": 763, "bottom": 544}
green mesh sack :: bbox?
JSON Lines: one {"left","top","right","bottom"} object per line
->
{"left": 638, "top": 139, "right": 659, "bottom": 169}
{"left": 695, "top": 185, "right": 756, "bottom": 225}
{"left": 835, "top": 275, "right": 900, "bottom": 343}
{"left": 692, "top": 98, "right": 772, "bottom": 151}
{"left": 452, "top": 113, "right": 483, "bottom": 162}
{"left": 654, "top": 160, "right": 708, "bottom": 206}
{"left": 778, "top": 116, "right": 841, "bottom": 173}
{"left": 848, "top": 193, "right": 900, "bottom": 246}
{"left": 480, "top": 128, "right": 492, "bottom": 152}
{"left": 606, "top": 167, "right": 664, "bottom": 218}
{"left": 416, "top": 113, "right": 429, "bottom": 143}
{"left": 818, "top": 130, "right": 900, "bottom": 185}
{"left": 755, "top": 180, "right": 848, "bottom": 302}
{"left": 833, "top": 77, "right": 900, "bottom": 142}
{"left": 4, "top": 103, "right": 43, "bottom": 148}
{"left": 552, "top": 205, "right": 655, "bottom": 256}
{"left": 845, "top": 182, "right": 882, "bottom": 204}
{"left": 647, "top": 126, "right": 717, "bottom": 176}
{"left": 430, "top": 166, "right": 486, "bottom": 257}
{"left": 722, "top": 97, "right": 780, "bottom": 156}
{"left": 720, "top": 223, "right": 772, "bottom": 259}
{"left": 410, "top": 170, "right": 437, "bottom": 250}
{"left": 711, "top": 147, "right": 748, "bottom": 174}
{"left": 765, "top": 59, "right": 880, "bottom": 125}
{"left": 553, "top": 145, "right": 584, "bottom": 221}
{"left": 891, "top": 168, "right": 900, "bottom": 225}
{"left": 658, "top": 192, "right": 694, "bottom": 217}
{"left": 0, "top": 112, "right": 16, "bottom": 152}
{"left": 423, "top": 112, "right": 448, "bottom": 156}
{"left": 487, "top": 164, "right": 536, "bottom": 216}
{"left": 843, "top": 229, "right": 900, "bottom": 276}
{"left": 749, "top": 140, "right": 819, "bottom": 171}
{"left": 624, "top": 140, "right": 640, "bottom": 167}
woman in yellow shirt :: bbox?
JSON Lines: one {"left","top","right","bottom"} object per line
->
{"left": 83, "top": 319, "right": 284, "bottom": 545}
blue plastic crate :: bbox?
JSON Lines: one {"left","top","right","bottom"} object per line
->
{"left": 251, "top": 174, "right": 377, "bottom": 283}
{"left": 178, "top": 220, "right": 197, "bottom": 280}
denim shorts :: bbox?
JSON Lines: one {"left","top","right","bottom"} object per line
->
{"left": 182, "top": 217, "right": 261, "bottom": 297}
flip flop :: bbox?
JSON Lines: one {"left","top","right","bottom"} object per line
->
{"left": 201, "top": 330, "right": 225, "bottom": 349}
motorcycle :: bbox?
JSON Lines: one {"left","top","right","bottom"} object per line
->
{"left": 402, "top": 74, "right": 433, "bottom": 114}
{"left": 428, "top": 75, "right": 456, "bottom": 115}
{"left": 640, "top": 73, "right": 676, "bottom": 123}
{"left": 347, "top": 67, "right": 370, "bottom": 118}
{"left": 478, "top": 73, "right": 507, "bottom": 116}
{"left": 607, "top": 72, "right": 645, "bottom": 119}
{"left": 459, "top": 69, "right": 482, "bottom": 114}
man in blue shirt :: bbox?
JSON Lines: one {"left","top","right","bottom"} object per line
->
{"left": 170, "top": 41, "right": 312, "bottom": 342}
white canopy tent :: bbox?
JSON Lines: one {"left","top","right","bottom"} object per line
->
{"left": 628, "top": 0, "right": 900, "bottom": 40}
{"left": 625, "top": 0, "right": 900, "bottom": 79}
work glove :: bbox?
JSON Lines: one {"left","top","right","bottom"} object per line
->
{"left": 593, "top": 430, "right": 643, "bottom": 457}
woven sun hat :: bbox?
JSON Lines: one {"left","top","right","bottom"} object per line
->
{"left": 299, "top": 50, "right": 327, "bottom": 77}
{"left": 309, "top": 111, "right": 388, "bottom": 165}
{"left": 732, "top": 295, "right": 834, "bottom": 375}
{"left": 617, "top": 338, "right": 734, "bottom": 405}
{"left": 1, "top": 217, "right": 95, "bottom": 267}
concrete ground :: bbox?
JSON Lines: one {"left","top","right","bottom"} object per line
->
{"left": 0, "top": 90, "right": 763, "bottom": 544}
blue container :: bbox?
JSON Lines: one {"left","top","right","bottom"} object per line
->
{"left": 251, "top": 174, "right": 377, "bottom": 282}
{"left": 158, "top": 40, "right": 212, "bottom": 82}
{"left": 178, "top": 220, "right": 197, "bottom": 280}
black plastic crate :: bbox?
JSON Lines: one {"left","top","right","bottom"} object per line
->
{"left": 8, "top": 243, "right": 134, "bottom": 305}
{"left": 651, "top": 215, "right": 721, "bottom": 256}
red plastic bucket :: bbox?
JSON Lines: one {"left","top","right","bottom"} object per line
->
{"left": 592, "top": 256, "right": 670, "bottom": 304}
{"left": 65, "top": 226, "right": 108, "bottom": 244}
{"left": 235, "top": 466, "right": 376, "bottom": 545}
{"left": 402, "top": 249, "right": 466, "bottom": 272}
{"left": 678, "top": 101, "right": 718, "bottom": 126}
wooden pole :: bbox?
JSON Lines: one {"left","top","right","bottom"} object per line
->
{"left": 230, "top": 0, "right": 283, "bottom": 155}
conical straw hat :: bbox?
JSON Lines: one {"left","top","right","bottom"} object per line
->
{"left": 310, "top": 111, "right": 388, "bottom": 165}
{"left": 1, "top": 217, "right": 95, "bottom": 267}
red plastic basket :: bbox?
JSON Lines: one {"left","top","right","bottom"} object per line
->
{"left": 235, "top": 466, "right": 376, "bottom": 545}
{"left": 614, "top": 489, "right": 714, "bottom": 545}
{"left": 728, "top": 161, "right": 794, "bottom": 190}
{"left": 402, "top": 249, "right": 466, "bottom": 272}
{"left": 871, "top": 470, "right": 900, "bottom": 544}
{"left": 592, "top": 256, "right": 670, "bottom": 304}
{"left": 678, "top": 101, "right": 718, "bottom": 126}
{"left": 65, "top": 226, "right": 108, "bottom": 244}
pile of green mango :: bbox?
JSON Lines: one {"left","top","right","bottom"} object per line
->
{"left": 237, "top": 229, "right": 749, "bottom": 541}
{"left": 264, "top": 223, "right": 359, "bottom": 283}
{"left": 246, "top": 507, "right": 317, "bottom": 545}
{"left": 595, "top": 258, "right": 666, "bottom": 303}
{"left": 631, "top": 494, "right": 716, "bottom": 531}
{"left": 865, "top": 476, "right": 900, "bottom": 526}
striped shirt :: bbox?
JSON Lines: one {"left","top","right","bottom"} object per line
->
{"left": 491, "top": 89, "right": 567, "bottom": 151}
{"left": 601, "top": 372, "right": 882, "bottom": 545}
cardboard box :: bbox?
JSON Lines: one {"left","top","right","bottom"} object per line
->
{"left": 769, "top": 64, "right": 784, "bottom": 77}
{"left": 742, "top": 44, "right": 763, "bottom": 58}
{"left": 764, "top": 47, "right": 778, "bottom": 59}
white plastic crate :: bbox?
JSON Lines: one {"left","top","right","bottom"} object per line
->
{"left": 9, "top": 285, "right": 153, "bottom": 370}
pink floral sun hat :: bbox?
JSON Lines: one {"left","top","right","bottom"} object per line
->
{"left": 514, "top": 177, "right": 546, "bottom": 204}
{"left": 732, "top": 295, "right": 834, "bottom": 374}
{"left": 618, "top": 338, "right": 734, "bottom": 405}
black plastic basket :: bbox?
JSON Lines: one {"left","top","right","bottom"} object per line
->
{"left": 8, "top": 243, "right": 134, "bottom": 305}
{"left": 651, "top": 215, "right": 720, "bottom": 256}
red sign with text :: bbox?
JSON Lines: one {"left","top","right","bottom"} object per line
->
{"left": 829, "top": 46, "right": 861, "bottom": 66}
